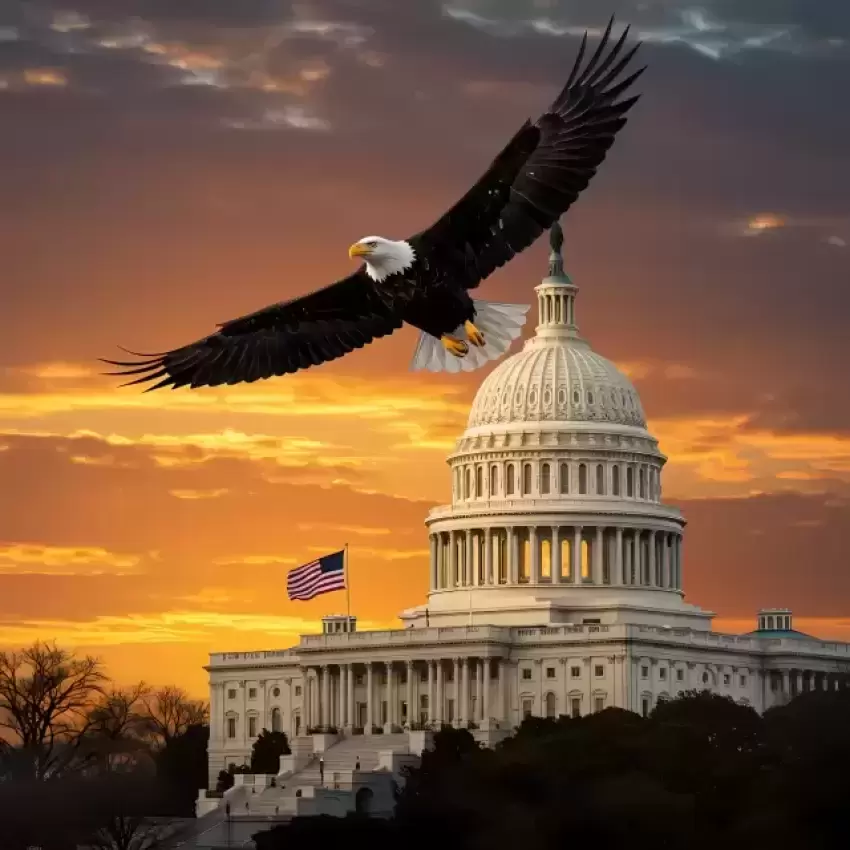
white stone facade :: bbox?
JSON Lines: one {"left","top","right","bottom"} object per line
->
{"left": 206, "top": 225, "right": 850, "bottom": 786}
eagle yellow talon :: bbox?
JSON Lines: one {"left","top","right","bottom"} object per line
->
{"left": 465, "top": 320, "right": 485, "bottom": 347}
{"left": 441, "top": 335, "right": 469, "bottom": 357}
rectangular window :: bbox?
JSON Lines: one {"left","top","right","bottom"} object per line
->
{"left": 740, "top": 675, "right": 747, "bottom": 687}
{"left": 546, "top": 667, "right": 556, "bottom": 679}
{"left": 570, "top": 666, "right": 581, "bottom": 678}
{"left": 248, "top": 687, "right": 257, "bottom": 699}
{"left": 641, "top": 666, "right": 649, "bottom": 678}
{"left": 248, "top": 716, "right": 257, "bottom": 738}
{"left": 594, "top": 665, "right": 604, "bottom": 677}
{"left": 570, "top": 698, "right": 581, "bottom": 718}
{"left": 659, "top": 668, "right": 667, "bottom": 680}
{"left": 522, "top": 698, "right": 533, "bottom": 719}
{"left": 420, "top": 670, "right": 428, "bottom": 682}
{"left": 522, "top": 668, "right": 532, "bottom": 680}
{"left": 355, "top": 674, "right": 364, "bottom": 686}
{"left": 594, "top": 697, "right": 604, "bottom": 713}
{"left": 295, "top": 686, "right": 302, "bottom": 696}
{"left": 723, "top": 674, "right": 731, "bottom": 686}
{"left": 641, "top": 698, "right": 650, "bottom": 717}
{"left": 227, "top": 717, "right": 236, "bottom": 739}
{"left": 420, "top": 694, "right": 428, "bottom": 708}
{"left": 227, "top": 689, "right": 236, "bottom": 700}
{"left": 676, "top": 669, "right": 684, "bottom": 682}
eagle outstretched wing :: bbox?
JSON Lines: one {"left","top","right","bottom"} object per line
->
{"left": 413, "top": 16, "right": 643, "bottom": 288}
{"left": 102, "top": 270, "right": 403, "bottom": 391}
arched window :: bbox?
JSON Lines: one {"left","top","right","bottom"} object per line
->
{"left": 522, "top": 463, "right": 532, "bottom": 495}
{"left": 627, "top": 466, "right": 634, "bottom": 497}
{"left": 490, "top": 465, "right": 499, "bottom": 496}
{"left": 595, "top": 464, "right": 605, "bottom": 495}
{"left": 540, "top": 463, "right": 551, "bottom": 494}
{"left": 639, "top": 467, "right": 646, "bottom": 499}
{"left": 545, "top": 692, "right": 557, "bottom": 718}
{"left": 476, "top": 466, "right": 483, "bottom": 499}
{"left": 271, "top": 707, "right": 282, "bottom": 732}
{"left": 559, "top": 463, "right": 569, "bottom": 494}
{"left": 612, "top": 465, "right": 620, "bottom": 496}
{"left": 578, "top": 463, "right": 587, "bottom": 495}
{"left": 506, "top": 464, "right": 516, "bottom": 495}
{"left": 465, "top": 467, "right": 472, "bottom": 499}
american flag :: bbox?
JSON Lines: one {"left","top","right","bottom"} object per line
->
{"left": 287, "top": 550, "right": 346, "bottom": 601}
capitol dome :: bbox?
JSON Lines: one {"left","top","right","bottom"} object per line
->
{"left": 414, "top": 220, "right": 702, "bottom": 632}
{"left": 467, "top": 338, "right": 646, "bottom": 431}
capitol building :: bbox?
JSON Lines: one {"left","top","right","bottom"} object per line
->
{"left": 206, "top": 222, "right": 850, "bottom": 791}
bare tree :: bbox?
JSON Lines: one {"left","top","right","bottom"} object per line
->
{"left": 0, "top": 641, "right": 108, "bottom": 778}
{"left": 142, "top": 685, "right": 209, "bottom": 747}
{"left": 87, "top": 682, "right": 157, "bottom": 772}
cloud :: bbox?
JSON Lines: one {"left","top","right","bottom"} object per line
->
{"left": 213, "top": 555, "right": 298, "bottom": 567}
{"left": 0, "top": 543, "right": 143, "bottom": 576}
{"left": 441, "top": 2, "right": 849, "bottom": 60}
{"left": 0, "top": 608, "right": 395, "bottom": 648}
{"left": 297, "top": 523, "right": 393, "bottom": 537}
{"left": 169, "top": 488, "right": 230, "bottom": 499}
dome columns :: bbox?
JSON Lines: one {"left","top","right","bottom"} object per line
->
{"left": 427, "top": 526, "right": 684, "bottom": 594}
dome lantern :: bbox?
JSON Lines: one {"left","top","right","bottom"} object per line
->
{"left": 534, "top": 217, "right": 580, "bottom": 341}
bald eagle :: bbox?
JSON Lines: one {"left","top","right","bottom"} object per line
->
{"left": 104, "top": 18, "right": 643, "bottom": 391}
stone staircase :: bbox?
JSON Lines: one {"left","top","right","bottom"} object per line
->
{"left": 243, "top": 733, "right": 411, "bottom": 817}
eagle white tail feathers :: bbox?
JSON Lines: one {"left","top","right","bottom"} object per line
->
{"left": 410, "top": 300, "right": 531, "bottom": 374}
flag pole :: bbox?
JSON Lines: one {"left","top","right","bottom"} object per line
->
{"left": 344, "top": 543, "right": 351, "bottom": 619}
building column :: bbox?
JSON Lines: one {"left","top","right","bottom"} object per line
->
{"left": 382, "top": 662, "right": 392, "bottom": 731}
{"left": 320, "top": 666, "right": 329, "bottom": 728}
{"left": 429, "top": 534, "right": 438, "bottom": 590}
{"left": 482, "top": 659, "right": 491, "bottom": 727}
{"left": 530, "top": 526, "right": 540, "bottom": 583}
{"left": 614, "top": 527, "right": 624, "bottom": 585}
{"left": 593, "top": 526, "right": 604, "bottom": 584}
{"left": 662, "top": 534, "right": 670, "bottom": 588}
{"left": 406, "top": 660, "right": 414, "bottom": 728}
{"left": 346, "top": 665, "right": 354, "bottom": 730}
{"left": 477, "top": 660, "right": 485, "bottom": 723}
{"left": 484, "top": 527, "right": 493, "bottom": 585}
{"left": 427, "top": 661, "right": 435, "bottom": 724}
{"left": 454, "top": 658, "right": 462, "bottom": 726}
{"left": 572, "top": 526, "right": 582, "bottom": 583}
{"left": 498, "top": 658, "right": 507, "bottom": 726}
{"left": 648, "top": 530, "right": 657, "bottom": 586}
{"left": 465, "top": 530, "right": 473, "bottom": 587}
{"left": 303, "top": 670, "right": 312, "bottom": 730}
{"left": 675, "top": 535, "right": 682, "bottom": 589}
{"left": 449, "top": 531, "right": 458, "bottom": 588}
{"left": 337, "top": 666, "right": 345, "bottom": 728}
{"left": 633, "top": 531, "right": 641, "bottom": 585}
{"left": 552, "top": 526, "right": 561, "bottom": 583}
{"left": 461, "top": 658, "right": 470, "bottom": 725}
{"left": 366, "top": 664, "right": 374, "bottom": 731}
{"left": 436, "top": 660, "right": 444, "bottom": 725}
{"left": 508, "top": 527, "right": 519, "bottom": 584}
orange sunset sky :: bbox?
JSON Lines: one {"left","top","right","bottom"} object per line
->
{"left": 2, "top": 1, "right": 850, "bottom": 696}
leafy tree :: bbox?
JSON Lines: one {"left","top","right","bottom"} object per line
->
{"left": 250, "top": 729, "right": 291, "bottom": 774}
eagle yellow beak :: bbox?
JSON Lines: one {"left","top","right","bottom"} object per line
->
{"left": 348, "top": 242, "right": 372, "bottom": 259}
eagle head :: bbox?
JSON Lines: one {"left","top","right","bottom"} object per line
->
{"left": 349, "top": 235, "right": 416, "bottom": 282}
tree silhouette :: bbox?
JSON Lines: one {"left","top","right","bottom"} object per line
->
{"left": 250, "top": 729, "right": 291, "bottom": 774}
